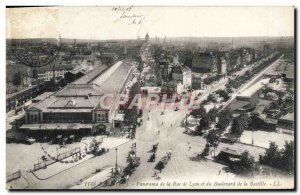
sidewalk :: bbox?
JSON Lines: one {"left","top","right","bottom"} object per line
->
{"left": 69, "top": 166, "right": 114, "bottom": 189}
{"left": 32, "top": 137, "right": 130, "bottom": 180}
{"left": 33, "top": 153, "right": 94, "bottom": 180}
{"left": 6, "top": 176, "right": 29, "bottom": 190}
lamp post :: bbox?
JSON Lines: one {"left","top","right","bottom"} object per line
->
{"left": 115, "top": 148, "right": 118, "bottom": 175}
{"left": 56, "top": 147, "right": 59, "bottom": 160}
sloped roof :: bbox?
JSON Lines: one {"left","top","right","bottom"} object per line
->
{"left": 48, "top": 98, "right": 97, "bottom": 109}
{"left": 54, "top": 83, "right": 103, "bottom": 97}
{"left": 279, "top": 113, "right": 294, "bottom": 122}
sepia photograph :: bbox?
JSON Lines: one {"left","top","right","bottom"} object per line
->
{"left": 5, "top": 6, "right": 295, "bottom": 190}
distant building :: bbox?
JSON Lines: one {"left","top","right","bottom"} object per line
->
{"left": 145, "top": 33, "right": 149, "bottom": 42}
{"left": 64, "top": 69, "right": 85, "bottom": 83}
{"left": 98, "top": 52, "right": 118, "bottom": 65}
{"left": 192, "top": 73, "right": 203, "bottom": 89}
{"left": 38, "top": 64, "right": 74, "bottom": 81}
{"left": 161, "top": 81, "right": 177, "bottom": 94}
{"left": 216, "top": 56, "right": 227, "bottom": 74}
{"left": 238, "top": 48, "right": 251, "bottom": 65}
{"left": 192, "top": 52, "right": 217, "bottom": 74}
{"left": 226, "top": 51, "right": 241, "bottom": 70}
{"left": 157, "top": 55, "right": 173, "bottom": 81}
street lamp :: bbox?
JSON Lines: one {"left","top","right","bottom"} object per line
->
{"left": 115, "top": 148, "right": 118, "bottom": 175}
{"left": 56, "top": 147, "right": 59, "bottom": 160}
{"left": 252, "top": 129, "right": 254, "bottom": 145}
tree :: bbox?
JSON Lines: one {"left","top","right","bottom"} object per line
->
{"left": 231, "top": 117, "right": 244, "bottom": 136}
{"left": 234, "top": 151, "right": 259, "bottom": 175}
{"left": 200, "top": 143, "right": 210, "bottom": 157}
{"left": 206, "top": 130, "right": 219, "bottom": 158}
{"left": 216, "top": 89, "right": 230, "bottom": 101}
{"left": 13, "top": 72, "right": 22, "bottom": 86}
{"left": 230, "top": 112, "right": 251, "bottom": 136}
{"left": 190, "top": 105, "right": 206, "bottom": 119}
{"left": 280, "top": 141, "right": 294, "bottom": 173}
{"left": 216, "top": 110, "right": 233, "bottom": 131}
{"left": 207, "top": 107, "right": 218, "bottom": 123}
{"left": 260, "top": 141, "right": 294, "bottom": 173}
{"left": 123, "top": 108, "right": 138, "bottom": 126}
{"left": 199, "top": 113, "right": 211, "bottom": 131}
{"left": 259, "top": 142, "right": 281, "bottom": 168}
{"left": 129, "top": 82, "right": 141, "bottom": 95}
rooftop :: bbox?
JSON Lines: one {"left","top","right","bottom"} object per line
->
{"left": 95, "top": 61, "right": 133, "bottom": 93}
{"left": 32, "top": 92, "right": 54, "bottom": 102}
{"left": 54, "top": 84, "right": 103, "bottom": 97}
{"left": 72, "top": 65, "right": 108, "bottom": 84}
{"left": 279, "top": 113, "right": 294, "bottom": 122}
{"left": 237, "top": 78, "right": 270, "bottom": 98}
{"left": 220, "top": 147, "right": 242, "bottom": 156}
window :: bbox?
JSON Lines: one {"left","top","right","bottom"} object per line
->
{"left": 97, "top": 113, "right": 106, "bottom": 122}
{"left": 30, "top": 114, "right": 34, "bottom": 122}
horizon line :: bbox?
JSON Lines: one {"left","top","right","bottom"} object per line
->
{"left": 6, "top": 35, "right": 294, "bottom": 41}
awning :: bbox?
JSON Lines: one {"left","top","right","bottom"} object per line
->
{"left": 20, "top": 123, "right": 93, "bottom": 131}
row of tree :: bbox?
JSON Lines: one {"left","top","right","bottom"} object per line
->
{"left": 260, "top": 141, "right": 294, "bottom": 173}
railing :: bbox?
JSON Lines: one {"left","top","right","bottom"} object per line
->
{"left": 6, "top": 170, "right": 21, "bottom": 183}
{"left": 33, "top": 147, "right": 81, "bottom": 172}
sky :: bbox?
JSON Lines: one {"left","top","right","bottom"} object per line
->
{"left": 6, "top": 6, "right": 294, "bottom": 40}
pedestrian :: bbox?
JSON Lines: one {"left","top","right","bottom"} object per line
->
{"left": 153, "top": 171, "right": 157, "bottom": 177}
{"left": 219, "top": 170, "right": 221, "bottom": 175}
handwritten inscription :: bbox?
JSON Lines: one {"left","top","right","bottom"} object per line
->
{"left": 112, "top": 6, "right": 146, "bottom": 25}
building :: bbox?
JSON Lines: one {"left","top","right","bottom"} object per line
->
{"left": 192, "top": 73, "right": 203, "bottom": 89}
{"left": 37, "top": 64, "right": 74, "bottom": 81}
{"left": 161, "top": 81, "right": 177, "bottom": 94}
{"left": 6, "top": 81, "right": 46, "bottom": 113}
{"left": 216, "top": 56, "right": 227, "bottom": 74}
{"left": 216, "top": 148, "right": 242, "bottom": 165}
{"left": 236, "top": 78, "right": 270, "bottom": 106}
{"left": 64, "top": 69, "right": 85, "bottom": 83}
{"left": 191, "top": 52, "right": 217, "bottom": 74}
{"left": 156, "top": 55, "right": 173, "bottom": 81}
{"left": 277, "top": 113, "right": 294, "bottom": 131}
{"left": 171, "top": 65, "right": 192, "bottom": 90}
{"left": 145, "top": 33, "right": 149, "bottom": 42}
{"left": 250, "top": 103, "right": 277, "bottom": 131}
{"left": 238, "top": 48, "right": 251, "bottom": 65}
{"left": 20, "top": 83, "right": 107, "bottom": 136}
{"left": 226, "top": 51, "right": 241, "bottom": 71}
{"left": 97, "top": 52, "right": 118, "bottom": 66}
{"left": 31, "top": 92, "right": 54, "bottom": 104}
{"left": 19, "top": 61, "right": 134, "bottom": 137}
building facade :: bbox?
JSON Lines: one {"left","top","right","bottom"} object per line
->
{"left": 191, "top": 52, "right": 217, "bottom": 74}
